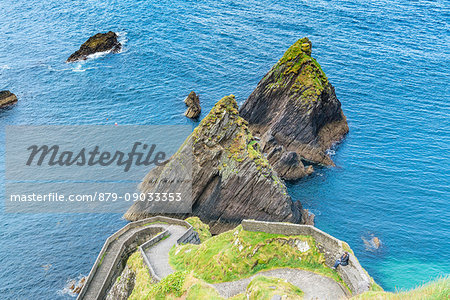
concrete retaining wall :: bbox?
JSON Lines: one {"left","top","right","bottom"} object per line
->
{"left": 79, "top": 216, "right": 201, "bottom": 299}
{"left": 77, "top": 219, "right": 166, "bottom": 300}
{"left": 77, "top": 216, "right": 200, "bottom": 299}
{"left": 97, "top": 227, "right": 162, "bottom": 299}
{"left": 242, "top": 219, "right": 371, "bottom": 295}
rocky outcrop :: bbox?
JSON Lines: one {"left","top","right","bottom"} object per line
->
{"left": 0, "top": 90, "right": 18, "bottom": 107}
{"left": 124, "top": 95, "right": 309, "bottom": 233}
{"left": 184, "top": 91, "right": 201, "bottom": 119}
{"left": 105, "top": 265, "right": 135, "bottom": 300}
{"left": 240, "top": 37, "right": 349, "bottom": 180}
{"left": 67, "top": 31, "right": 121, "bottom": 62}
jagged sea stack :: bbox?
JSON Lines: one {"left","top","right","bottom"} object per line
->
{"left": 124, "top": 95, "right": 308, "bottom": 233}
{"left": 66, "top": 31, "right": 121, "bottom": 62}
{"left": 184, "top": 91, "right": 201, "bottom": 119}
{"left": 0, "top": 91, "right": 18, "bottom": 107}
{"left": 240, "top": 38, "right": 349, "bottom": 180}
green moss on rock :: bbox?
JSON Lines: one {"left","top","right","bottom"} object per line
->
{"left": 268, "top": 37, "right": 330, "bottom": 107}
{"left": 193, "top": 95, "right": 275, "bottom": 177}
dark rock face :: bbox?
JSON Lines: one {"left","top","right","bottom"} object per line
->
{"left": 184, "top": 91, "right": 201, "bottom": 119}
{"left": 0, "top": 90, "right": 18, "bottom": 107}
{"left": 240, "top": 37, "right": 349, "bottom": 180}
{"left": 66, "top": 31, "right": 121, "bottom": 62}
{"left": 124, "top": 95, "right": 309, "bottom": 233}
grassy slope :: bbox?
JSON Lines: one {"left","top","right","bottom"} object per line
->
{"left": 185, "top": 217, "right": 212, "bottom": 243}
{"left": 169, "top": 225, "right": 342, "bottom": 284}
{"left": 125, "top": 220, "right": 447, "bottom": 300}
{"left": 352, "top": 277, "right": 449, "bottom": 300}
{"left": 243, "top": 276, "right": 304, "bottom": 300}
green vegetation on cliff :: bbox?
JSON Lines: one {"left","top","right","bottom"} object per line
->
{"left": 268, "top": 37, "right": 330, "bottom": 105}
{"left": 352, "top": 277, "right": 449, "bottom": 300}
{"left": 193, "top": 95, "right": 282, "bottom": 184}
{"left": 127, "top": 252, "right": 153, "bottom": 300}
{"left": 169, "top": 224, "right": 342, "bottom": 284}
{"left": 186, "top": 217, "right": 212, "bottom": 243}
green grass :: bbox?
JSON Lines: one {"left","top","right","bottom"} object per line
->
{"left": 98, "top": 252, "right": 106, "bottom": 266}
{"left": 244, "top": 276, "right": 304, "bottom": 300}
{"left": 352, "top": 277, "right": 449, "bottom": 300}
{"left": 185, "top": 217, "right": 212, "bottom": 243}
{"left": 149, "top": 271, "right": 189, "bottom": 299}
{"left": 169, "top": 225, "right": 343, "bottom": 285}
{"left": 141, "top": 221, "right": 169, "bottom": 227}
{"left": 127, "top": 251, "right": 153, "bottom": 300}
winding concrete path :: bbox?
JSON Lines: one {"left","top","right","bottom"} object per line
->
{"left": 212, "top": 268, "right": 348, "bottom": 299}
{"left": 143, "top": 226, "right": 348, "bottom": 299}
{"left": 144, "top": 225, "right": 187, "bottom": 279}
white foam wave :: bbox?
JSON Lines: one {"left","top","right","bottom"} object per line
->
{"left": 72, "top": 64, "right": 86, "bottom": 72}
{"left": 58, "top": 275, "right": 85, "bottom": 297}
{"left": 326, "top": 149, "right": 336, "bottom": 156}
{"left": 1, "top": 64, "right": 11, "bottom": 70}
{"left": 116, "top": 31, "right": 128, "bottom": 53}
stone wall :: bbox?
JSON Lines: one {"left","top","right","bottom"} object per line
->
{"left": 177, "top": 227, "right": 201, "bottom": 244}
{"left": 242, "top": 219, "right": 371, "bottom": 295}
{"left": 78, "top": 216, "right": 199, "bottom": 300}
{"left": 77, "top": 222, "right": 164, "bottom": 300}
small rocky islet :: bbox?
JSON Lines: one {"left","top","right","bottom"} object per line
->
{"left": 125, "top": 37, "right": 345, "bottom": 231}
{"left": 0, "top": 90, "right": 18, "bottom": 108}
{"left": 66, "top": 31, "right": 122, "bottom": 62}
{"left": 184, "top": 91, "right": 201, "bottom": 119}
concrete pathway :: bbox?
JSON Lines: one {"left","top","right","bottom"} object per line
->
{"left": 82, "top": 224, "right": 164, "bottom": 300}
{"left": 142, "top": 226, "right": 348, "bottom": 299}
{"left": 212, "top": 268, "right": 348, "bottom": 300}
{"left": 144, "top": 225, "right": 188, "bottom": 279}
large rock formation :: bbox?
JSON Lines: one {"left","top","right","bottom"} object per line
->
{"left": 184, "top": 91, "right": 201, "bottom": 119}
{"left": 66, "top": 31, "right": 121, "bottom": 62}
{"left": 240, "top": 37, "right": 349, "bottom": 180}
{"left": 0, "top": 90, "right": 18, "bottom": 107}
{"left": 124, "top": 95, "right": 309, "bottom": 233}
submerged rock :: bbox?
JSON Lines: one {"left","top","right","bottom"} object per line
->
{"left": 66, "top": 31, "right": 121, "bottom": 62}
{"left": 124, "top": 95, "right": 308, "bottom": 233}
{"left": 240, "top": 37, "right": 349, "bottom": 180}
{"left": 0, "top": 90, "right": 18, "bottom": 107}
{"left": 184, "top": 91, "right": 201, "bottom": 119}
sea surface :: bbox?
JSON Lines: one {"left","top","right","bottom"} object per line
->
{"left": 0, "top": 0, "right": 449, "bottom": 298}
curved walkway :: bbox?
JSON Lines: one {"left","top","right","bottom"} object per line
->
{"left": 143, "top": 228, "right": 348, "bottom": 299}
{"left": 212, "top": 268, "right": 348, "bottom": 299}
{"left": 144, "top": 225, "right": 188, "bottom": 279}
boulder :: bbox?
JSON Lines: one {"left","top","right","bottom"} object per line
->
{"left": 184, "top": 91, "right": 201, "bottom": 119}
{"left": 0, "top": 90, "right": 18, "bottom": 107}
{"left": 66, "top": 31, "right": 121, "bottom": 62}
{"left": 124, "top": 95, "right": 308, "bottom": 233}
{"left": 240, "top": 37, "right": 349, "bottom": 180}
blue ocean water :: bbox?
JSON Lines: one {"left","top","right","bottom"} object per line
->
{"left": 0, "top": 0, "right": 449, "bottom": 298}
